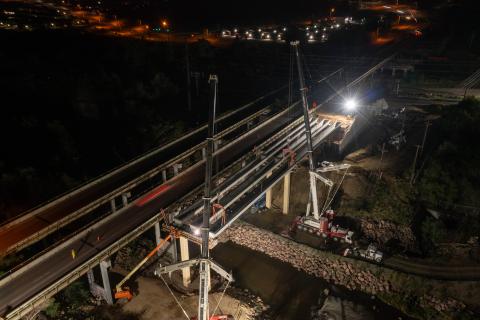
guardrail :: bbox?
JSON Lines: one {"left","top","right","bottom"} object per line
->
{"left": 3, "top": 210, "right": 166, "bottom": 320}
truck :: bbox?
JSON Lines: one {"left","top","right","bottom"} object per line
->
{"left": 344, "top": 244, "right": 383, "bottom": 263}
{"left": 290, "top": 210, "right": 354, "bottom": 244}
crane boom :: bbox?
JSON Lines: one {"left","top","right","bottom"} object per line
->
{"left": 115, "top": 234, "right": 172, "bottom": 297}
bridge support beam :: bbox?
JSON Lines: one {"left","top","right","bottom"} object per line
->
{"left": 162, "top": 170, "right": 167, "bottom": 182}
{"left": 265, "top": 171, "right": 273, "bottom": 209}
{"left": 282, "top": 171, "right": 291, "bottom": 215}
{"left": 169, "top": 237, "right": 178, "bottom": 263}
{"left": 110, "top": 199, "right": 116, "bottom": 212}
{"left": 87, "top": 261, "right": 113, "bottom": 305}
{"left": 173, "top": 164, "right": 182, "bottom": 176}
{"left": 179, "top": 237, "right": 191, "bottom": 287}
{"left": 202, "top": 148, "right": 206, "bottom": 160}
{"left": 100, "top": 260, "right": 113, "bottom": 305}
{"left": 121, "top": 192, "right": 130, "bottom": 207}
{"left": 154, "top": 222, "right": 165, "bottom": 257}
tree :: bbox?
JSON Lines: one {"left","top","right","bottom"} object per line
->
{"left": 44, "top": 298, "right": 61, "bottom": 318}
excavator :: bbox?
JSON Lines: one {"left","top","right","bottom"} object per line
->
{"left": 114, "top": 234, "right": 172, "bottom": 301}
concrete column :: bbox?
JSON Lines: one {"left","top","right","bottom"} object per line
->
{"left": 154, "top": 222, "right": 170, "bottom": 258}
{"left": 100, "top": 260, "right": 113, "bottom": 305}
{"left": 154, "top": 222, "right": 162, "bottom": 257}
{"left": 265, "top": 171, "right": 273, "bottom": 209}
{"left": 242, "top": 160, "right": 246, "bottom": 168}
{"left": 121, "top": 192, "right": 130, "bottom": 207}
{"left": 202, "top": 147, "right": 206, "bottom": 160}
{"left": 173, "top": 164, "right": 182, "bottom": 176}
{"left": 87, "top": 269, "right": 95, "bottom": 291}
{"left": 86, "top": 269, "right": 102, "bottom": 299}
{"left": 179, "top": 237, "right": 191, "bottom": 287}
{"left": 168, "top": 237, "right": 178, "bottom": 263}
{"left": 282, "top": 171, "right": 291, "bottom": 215}
{"left": 110, "top": 198, "right": 116, "bottom": 212}
{"left": 162, "top": 170, "right": 167, "bottom": 182}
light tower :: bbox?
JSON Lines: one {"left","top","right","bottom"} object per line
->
{"left": 157, "top": 75, "right": 233, "bottom": 320}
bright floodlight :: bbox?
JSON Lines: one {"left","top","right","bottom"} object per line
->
{"left": 345, "top": 98, "right": 357, "bottom": 110}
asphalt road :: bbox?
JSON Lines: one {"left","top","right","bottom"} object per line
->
{"left": 0, "top": 99, "right": 294, "bottom": 316}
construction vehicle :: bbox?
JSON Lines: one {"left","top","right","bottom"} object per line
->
{"left": 288, "top": 42, "right": 354, "bottom": 246}
{"left": 389, "top": 130, "right": 406, "bottom": 150}
{"left": 344, "top": 244, "right": 383, "bottom": 263}
{"left": 290, "top": 210, "right": 354, "bottom": 244}
{"left": 114, "top": 234, "right": 172, "bottom": 301}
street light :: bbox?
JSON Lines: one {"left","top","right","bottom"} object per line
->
{"left": 344, "top": 98, "right": 358, "bottom": 111}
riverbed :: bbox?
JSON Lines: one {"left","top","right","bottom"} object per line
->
{"left": 212, "top": 242, "right": 411, "bottom": 320}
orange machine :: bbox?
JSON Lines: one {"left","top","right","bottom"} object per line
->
{"left": 114, "top": 234, "right": 172, "bottom": 301}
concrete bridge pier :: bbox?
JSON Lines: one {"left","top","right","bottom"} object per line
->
{"left": 214, "top": 140, "right": 221, "bottom": 151}
{"left": 110, "top": 198, "right": 116, "bottom": 213}
{"left": 121, "top": 192, "right": 130, "bottom": 207}
{"left": 162, "top": 170, "right": 167, "bottom": 182}
{"left": 282, "top": 171, "right": 291, "bottom": 215}
{"left": 179, "top": 237, "right": 191, "bottom": 287}
{"left": 154, "top": 222, "right": 171, "bottom": 258}
{"left": 173, "top": 164, "right": 182, "bottom": 176}
{"left": 87, "top": 260, "right": 113, "bottom": 305}
{"left": 265, "top": 171, "right": 273, "bottom": 209}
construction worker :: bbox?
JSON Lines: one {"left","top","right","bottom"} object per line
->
{"left": 71, "top": 249, "right": 76, "bottom": 259}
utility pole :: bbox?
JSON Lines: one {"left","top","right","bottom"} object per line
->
{"left": 192, "top": 72, "right": 201, "bottom": 97}
{"left": 292, "top": 41, "right": 320, "bottom": 219}
{"left": 380, "top": 142, "right": 386, "bottom": 162}
{"left": 410, "top": 145, "right": 421, "bottom": 185}
{"left": 420, "top": 120, "right": 430, "bottom": 157}
{"left": 185, "top": 43, "right": 192, "bottom": 112}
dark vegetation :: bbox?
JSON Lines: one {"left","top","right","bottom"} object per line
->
{"left": 417, "top": 98, "right": 480, "bottom": 247}
{"left": 425, "top": 0, "right": 480, "bottom": 55}
{"left": 0, "top": 29, "right": 289, "bottom": 221}
{"left": 355, "top": 98, "right": 480, "bottom": 255}
{"left": 43, "top": 280, "right": 140, "bottom": 319}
